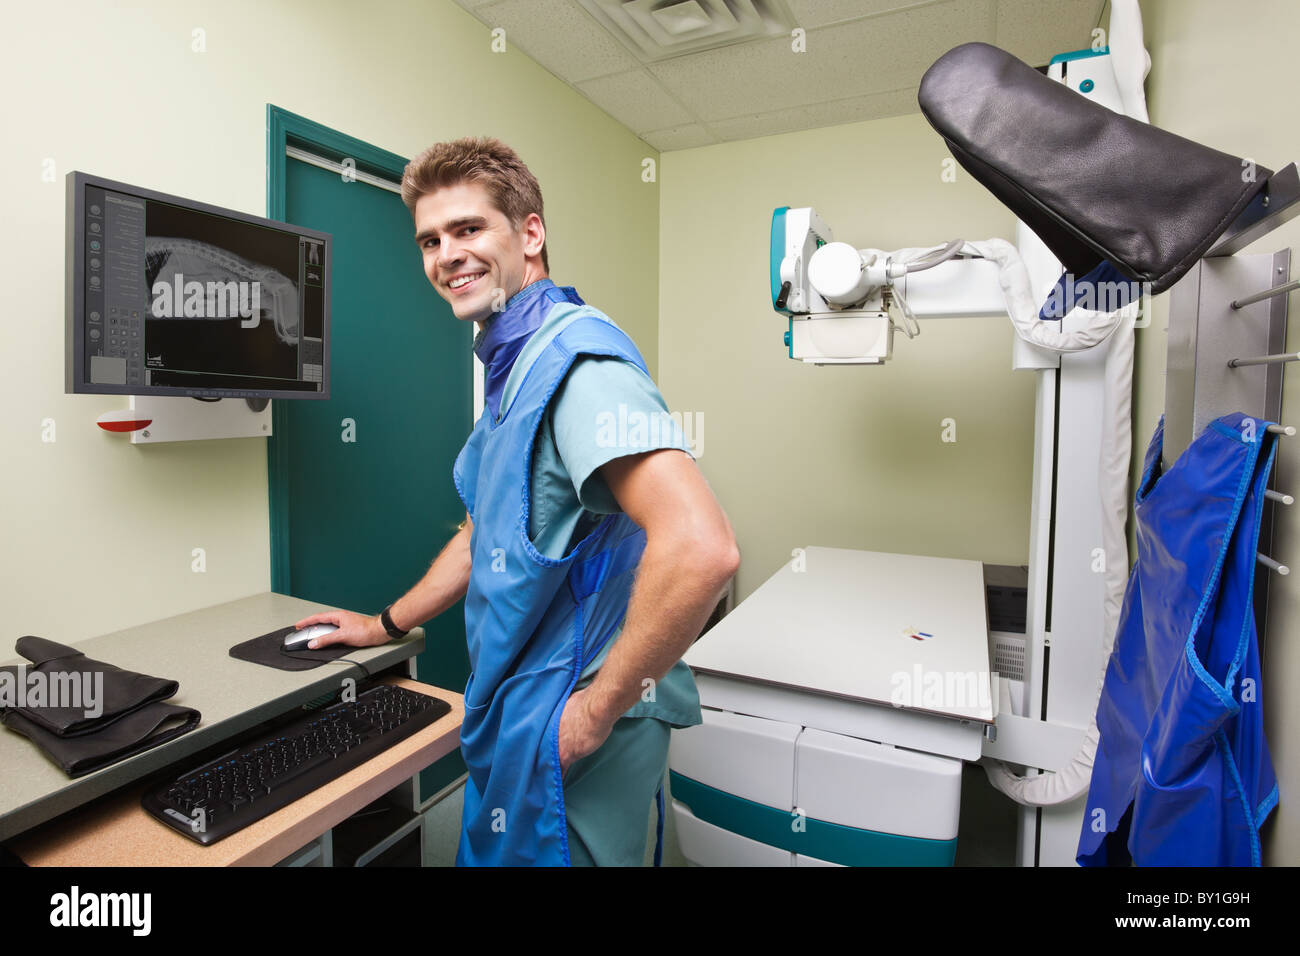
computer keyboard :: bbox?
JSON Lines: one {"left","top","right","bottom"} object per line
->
{"left": 142, "top": 683, "right": 451, "bottom": 846}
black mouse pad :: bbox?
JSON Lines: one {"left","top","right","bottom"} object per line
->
{"left": 229, "top": 627, "right": 355, "bottom": 671}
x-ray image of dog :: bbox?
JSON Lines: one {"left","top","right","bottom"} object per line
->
{"left": 144, "top": 237, "right": 299, "bottom": 345}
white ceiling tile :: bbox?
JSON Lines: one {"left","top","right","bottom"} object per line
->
{"left": 642, "top": 124, "right": 723, "bottom": 151}
{"left": 786, "top": 0, "right": 948, "bottom": 30}
{"left": 576, "top": 70, "right": 697, "bottom": 132}
{"left": 460, "top": 0, "right": 639, "bottom": 83}
{"left": 809, "top": 0, "right": 996, "bottom": 91}
{"left": 648, "top": 0, "right": 994, "bottom": 122}
{"left": 646, "top": 35, "right": 794, "bottom": 121}
{"left": 456, "top": 0, "right": 1120, "bottom": 146}
{"left": 995, "top": 0, "right": 1106, "bottom": 67}
{"left": 708, "top": 86, "right": 919, "bottom": 142}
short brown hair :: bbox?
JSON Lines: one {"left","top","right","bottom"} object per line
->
{"left": 401, "top": 136, "right": 549, "bottom": 273}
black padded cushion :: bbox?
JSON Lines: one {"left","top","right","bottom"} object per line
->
{"left": 918, "top": 42, "right": 1269, "bottom": 293}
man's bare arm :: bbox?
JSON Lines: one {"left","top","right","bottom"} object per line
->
{"left": 294, "top": 514, "right": 474, "bottom": 648}
{"left": 574, "top": 450, "right": 738, "bottom": 730}
{"left": 387, "top": 513, "right": 475, "bottom": 630}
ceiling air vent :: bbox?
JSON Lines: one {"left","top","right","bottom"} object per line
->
{"left": 577, "top": 0, "right": 796, "bottom": 62}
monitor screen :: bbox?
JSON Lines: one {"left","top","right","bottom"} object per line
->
{"left": 66, "top": 171, "right": 330, "bottom": 399}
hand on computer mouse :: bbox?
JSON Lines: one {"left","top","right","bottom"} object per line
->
{"left": 290, "top": 610, "right": 389, "bottom": 649}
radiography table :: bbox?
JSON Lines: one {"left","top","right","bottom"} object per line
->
{"left": 670, "top": 546, "right": 996, "bottom": 866}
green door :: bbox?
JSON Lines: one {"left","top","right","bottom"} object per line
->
{"left": 267, "top": 107, "right": 470, "bottom": 800}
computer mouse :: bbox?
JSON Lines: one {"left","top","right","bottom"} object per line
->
{"left": 282, "top": 623, "right": 339, "bottom": 651}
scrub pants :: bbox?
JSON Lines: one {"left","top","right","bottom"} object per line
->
{"left": 563, "top": 716, "right": 670, "bottom": 866}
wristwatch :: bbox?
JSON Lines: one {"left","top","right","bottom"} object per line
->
{"left": 380, "top": 603, "right": 410, "bottom": 639}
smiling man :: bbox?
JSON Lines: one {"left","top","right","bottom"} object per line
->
{"left": 294, "top": 136, "right": 738, "bottom": 866}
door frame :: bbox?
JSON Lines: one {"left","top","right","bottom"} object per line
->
{"left": 264, "top": 105, "right": 410, "bottom": 593}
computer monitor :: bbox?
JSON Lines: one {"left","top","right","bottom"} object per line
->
{"left": 66, "top": 171, "right": 331, "bottom": 400}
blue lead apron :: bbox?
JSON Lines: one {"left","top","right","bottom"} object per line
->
{"left": 453, "top": 305, "right": 650, "bottom": 867}
{"left": 1078, "top": 412, "right": 1279, "bottom": 866}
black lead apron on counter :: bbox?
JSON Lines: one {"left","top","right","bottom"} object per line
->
{"left": 0, "top": 636, "right": 200, "bottom": 777}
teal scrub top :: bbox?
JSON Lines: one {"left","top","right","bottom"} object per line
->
{"left": 478, "top": 301, "right": 703, "bottom": 729}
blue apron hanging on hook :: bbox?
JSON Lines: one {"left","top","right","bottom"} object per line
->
{"left": 1078, "top": 412, "right": 1279, "bottom": 866}
{"left": 453, "top": 293, "right": 651, "bottom": 866}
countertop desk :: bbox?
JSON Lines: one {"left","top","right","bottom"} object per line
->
{"left": 0, "top": 592, "right": 463, "bottom": 866}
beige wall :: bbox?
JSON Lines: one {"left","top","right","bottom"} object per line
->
{"left": 659, "top": 114, "right": 1036, "bottom": 603}
{"left": 1138, "top": 0, "right": 1298, "bottom": 864}
{"left": 0, "top": 0, "right": 659, "bottom": 641}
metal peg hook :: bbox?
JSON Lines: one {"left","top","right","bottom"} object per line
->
{"left": 1265, "top": 489, "right": 1295, "bottom": 505}
{"left": 1226, "top": 351, "right": 1300, "bottom": 368}
{"left": 1231, "top": 278, "right": 1300, "bottom": 309}
{"left": 1266, "top": 424, "right": 1297, "bottom": 437}
{"left": 1258, "top": 553, "right": 1291, "bottom": 576}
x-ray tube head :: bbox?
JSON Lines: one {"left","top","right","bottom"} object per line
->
{"left": 808, "top": 241, "right": 877, "bottom": 307}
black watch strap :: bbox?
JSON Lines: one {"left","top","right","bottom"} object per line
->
{"left": 380, "top": 604, "right": 410, "bottom": 639}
